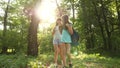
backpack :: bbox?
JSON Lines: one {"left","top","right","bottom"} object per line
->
{"left": 71, "top": 28, "right": 80, "bottom": 46}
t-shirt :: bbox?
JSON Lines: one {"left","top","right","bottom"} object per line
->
{"left": 53, "top": 26, "right": 61, "bottom": 40}
{"left": 61, "top": 23, "right": 72, "bottom": 43}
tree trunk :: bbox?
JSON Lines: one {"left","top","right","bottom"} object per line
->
{"left": 115, "top": 0, "right": 120, "bottom": 31}
{"left": 27, "top": 12, "right": 39, "bottom": 56}
{"left": 81, "top": 0, "right": 92, "bottom": 49}
{"left": 1, "top": 0, "right": 10, "bottom": 54}
{"left": 90, "top": 25, "right": 95, "bottom": 48}
{"left": 55, "top": 0, "right": 62, "bottom": 17}
{"left": 100, "top": 0, "right": 112, "bottom": 50}
{"left": 92, "top": 1, "right": 107, "bottom": 49}
{"left": 71, "top": 0, "right": 75, "bottom": 24}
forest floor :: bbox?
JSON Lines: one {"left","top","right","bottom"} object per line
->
{"left": 0, "top": 51, "right": 120, "bottom": 68}
{"left": 28, "top": 51, "right": 120, "bottom": 68}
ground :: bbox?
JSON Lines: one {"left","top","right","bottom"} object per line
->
{"left": 28, "top": 51, "right": 120, "bottom": 68}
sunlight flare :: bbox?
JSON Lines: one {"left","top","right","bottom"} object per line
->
{"left": 34, "top": 0, "right": 60, "bottom": 31}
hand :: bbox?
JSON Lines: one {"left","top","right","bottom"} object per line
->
{"left": 66, "top": 24, "right": 69, "bottom": 27}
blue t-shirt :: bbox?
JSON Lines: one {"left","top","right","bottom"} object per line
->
{"left": 61, "top": 29, "right": 72, "bottom": 43}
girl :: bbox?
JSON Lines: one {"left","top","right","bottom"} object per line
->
{"left": 60, "top": 15, "right": 73, "bottom": 68}
{"left": 52, "top": 18, "right": 62, "bottom": 67}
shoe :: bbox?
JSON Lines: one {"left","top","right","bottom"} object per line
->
{"left": 63, "top": 66, "right": 69, "bottom": 68}
{"left": 54, "top": 63, "right": 58, "bottom": 68}
{"left": 55, "top": 66, "right": 58, "bottom": 68}
{"left": 63, "top": 66, "right": 68, "bottom": 68}
{"left": 69, "top": 64, "right": 72, "bottom": 68}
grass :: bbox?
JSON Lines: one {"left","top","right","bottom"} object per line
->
{"left": 0, "top": 51, "right": 120, "bottom": 68}
{"left": 71, "top": 51, "right": 120, "bottom": 68}
{"left": 0, "top": 54, "right": 27, "bottom": 68}
{"left": 27, "top": 51, "right": 120, "bottom": 68}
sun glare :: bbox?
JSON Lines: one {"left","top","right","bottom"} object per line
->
{"left": 35, "top": 0, "right": 59, "bottom": 31}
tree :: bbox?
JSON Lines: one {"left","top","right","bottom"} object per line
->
{"left": 24, "top": 0, "right": 41, "bottom": 56}
{"left": 115, "top": 0, "right": 120, "bottom": 31}
{"left": 1, "top": 0, "right": 10, "bottom": 54}
{"left": 60, "top": 0, "right": 76, "bottom": 23}
{"left": 61, "top": 0, "right": 120, "bottom": 53}
{"left": 27, "top": 9, "right": 39, "bottom": 56}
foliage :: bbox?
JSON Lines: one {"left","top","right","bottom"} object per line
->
{"left": 72, "top": 51, "right": 120, "bottom": 68}
{"left": 0, "top": 0, "right": 120, "bottom": 67}
{"left": 60, "top": 0, "right": 120, "bottom": 53}
{"left": 0, "top": 0, "right": 29, "bottom": 54}
{"left": 0, "top": 51, "right": 118, "bottom": 68}
{"left": 38, "top": 26, "right": 54, "bottom": 54}
{"left": 0, "top": 55, "right": 27, "bottom": 68}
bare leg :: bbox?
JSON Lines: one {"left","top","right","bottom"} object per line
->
{"left": 54, "top": 45, "right": 59, "bottom": 65}
{"left": 66, "top": 44, "right": 72, "bottom": 64}
{"left": 58, "top": 44, "right": 63, "bottom": 65}
{"left": 60, "top": 43, "right": 67, "bottom": 67}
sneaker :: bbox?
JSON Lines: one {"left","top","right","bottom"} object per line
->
{"left": 54, "top": 64, "right": 58, "bottom": 68}
{"left": 55, "top": 66, "right": 58, "bottom": 68}
{"left": 63, "top": 66, "right": 68, "bottom": 68}
{"left": 69, "top": 64, "right": 72, "bottom": 68}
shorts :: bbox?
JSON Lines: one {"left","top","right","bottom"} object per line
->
{"left": 53, "top": 39, "right": 61, "bottom": 45}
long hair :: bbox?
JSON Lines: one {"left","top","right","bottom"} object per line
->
{"left": 55, "top": 18, "right": 62, "bottom": 33}
{"left": 62, "top": 15, "right": 69, "bottom": 29}
{"left": 56, "top": 18, "right": 61, "bottom": 26}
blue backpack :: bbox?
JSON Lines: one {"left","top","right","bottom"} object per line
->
{"left": 71, "top": 28, "right": 79, "bottom": 46}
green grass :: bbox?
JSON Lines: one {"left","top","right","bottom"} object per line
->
{"left": 0, "top": 54, "right": 27, "bottom": 68}
{"left": 72, "top": 51, "right": 120, "bottom": 68}
{"left": 0, "top": 52, "right": 120, "bottom": 68}
{"left": 27, "top": 52, "right": 120, "bottom": 68}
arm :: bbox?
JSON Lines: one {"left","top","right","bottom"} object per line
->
{"left": 66, "top": 24, "right": 73, "bottom": 35}
{"left": 52, "top": 27, "right": 55, "bottom": 36}
{"left": 59, "top": 26, "right": 63, "bottom": 34}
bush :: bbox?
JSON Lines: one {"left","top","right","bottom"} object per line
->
{"left": 0, "top": 55, "right": 27, "bottom": 68}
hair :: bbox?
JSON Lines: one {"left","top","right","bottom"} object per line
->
{"left": 56, "top": 18, "right": 61, "bottom": 26}
{"left": 62, "top": 15, "right": 69, "bottom": 29}
{"left": 55, "top": 18, "right": 62, "bottom": 33}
